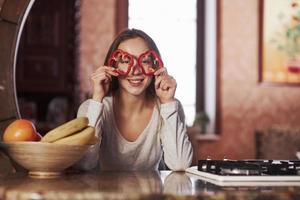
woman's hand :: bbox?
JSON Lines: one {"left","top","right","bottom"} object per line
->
{"left": 154, "top": 68, "right": 177, "bottom": 104}
{"left": 91, "top": 66, "right": 118, "bottom": 102}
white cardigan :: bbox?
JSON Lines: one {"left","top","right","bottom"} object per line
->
{"left": 75, "top": 96, "right": 193, "bottom": 171}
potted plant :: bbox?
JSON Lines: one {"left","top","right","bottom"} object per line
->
{"left": 193, "top": 111, "right": 210, "bottom": 134}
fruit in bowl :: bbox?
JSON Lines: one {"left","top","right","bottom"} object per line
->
{"left": 0, "top": 117, "right": 96, "bottom": 177}
{"left": 3, "top": 119, "right": 41, "bottom": 142}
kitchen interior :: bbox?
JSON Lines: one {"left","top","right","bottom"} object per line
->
{"left": 1, "top": 0, "right": 300, "bottom": 199}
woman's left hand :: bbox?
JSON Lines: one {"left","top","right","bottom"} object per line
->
{"left": 154, "top": 68, "right": 177, "bottom": 104}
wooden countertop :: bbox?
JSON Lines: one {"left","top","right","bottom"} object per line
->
{"left": 0, "top": 170, "right": 300, "bottom": 200}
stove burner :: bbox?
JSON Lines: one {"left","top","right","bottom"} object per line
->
{"left": 198, "top": 160, "right": 300, "bottom": 176}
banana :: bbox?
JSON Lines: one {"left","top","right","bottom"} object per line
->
{"left": 53, "top": 126, "right": 95, "bottom": 145}
{"left": 41, "top": 117, "right": 89, "bottom": 143}
{"left": 87, "top": 135, "right": 100, "bottom": 145}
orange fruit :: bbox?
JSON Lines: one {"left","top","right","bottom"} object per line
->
{"left": 3, "top": 119, "right": 41, "bottom": 142}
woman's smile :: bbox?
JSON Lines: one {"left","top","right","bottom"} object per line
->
{"left": 127, "top": 76, "right": 145, "bottom": 86}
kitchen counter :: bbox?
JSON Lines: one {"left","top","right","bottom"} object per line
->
{"left": 0, "top": 170, "right": 300, "bottom": 200}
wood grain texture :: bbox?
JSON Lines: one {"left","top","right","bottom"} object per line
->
{"left": 0, "top": 141, "right": 89, "bottom": 176}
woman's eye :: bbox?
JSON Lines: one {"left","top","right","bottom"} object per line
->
{"left": 120, "top": 59, "right": 130, "bottom": 64}
{"left": 142, "top": 60, "right": 151, "bottom": 64}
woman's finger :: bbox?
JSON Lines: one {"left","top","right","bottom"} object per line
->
{"left": 161, "top": 76, "right": 177, "bottom": 89}
{"left": 91, "top": 73, "right": 111, "bottom": 83}
{"left": 94, "top": 66, "right": 118, "bottom": 76}
{"left": 161, "top": 83, "right": 170, "bottom": 90}
{"left": 155, "top": 75, "right": 163, "bottom": 89}
{"left": 154, "top": 67, "right": 167, "bottom": 76}
{"left": 160, "top": 79, "right": 171, "bottom": 90}
{"left": 106, "top": 70, "right": 119, "bottom": 77}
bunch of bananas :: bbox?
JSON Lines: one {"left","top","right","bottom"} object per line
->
{"left": 41, "top": 117, "right": 96, "bottom": 145}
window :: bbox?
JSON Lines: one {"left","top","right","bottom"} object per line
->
{"left": 128, "top": 0, "right": 197, "bottom": 125}
{"left": 117, "top": 0, "right": 217, "bottom": 132}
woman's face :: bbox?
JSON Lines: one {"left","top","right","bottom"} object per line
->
{"left": 116, "top": 37, "right": 153, "bottom": 97}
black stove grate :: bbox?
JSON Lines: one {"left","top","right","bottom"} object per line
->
{"left": 198, "top": 160, "right": 300, "bottom": 176}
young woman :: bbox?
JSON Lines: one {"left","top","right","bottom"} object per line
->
{"left": 76, "top": 29, "right": 193, "bottom": 171}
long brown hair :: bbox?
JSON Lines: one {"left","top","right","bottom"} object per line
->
{"left": 104, "top": 28, "right": 162, "bottom": 98}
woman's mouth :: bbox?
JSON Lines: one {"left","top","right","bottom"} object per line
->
{"left": 127, "top": 78, "right": 144, "bottom": 86}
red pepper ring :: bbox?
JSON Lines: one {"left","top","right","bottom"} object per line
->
{"left": 138, "top": 50, "right": 164, "bottom": 76}
{"left": 108, "top": 49, "right": 164, "bottom": 76}
{"left": 108, "top": 49, "right": 134, "bottom": 75}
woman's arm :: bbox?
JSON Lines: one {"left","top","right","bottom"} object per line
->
{"left": 159, "top": 100, "right": 193, "bottom": 171}
{"left": 154, "top": 69, "right": 192, "bottom": 170}
{"left": 73, "top": 99, "right": 104, "bottom": 170}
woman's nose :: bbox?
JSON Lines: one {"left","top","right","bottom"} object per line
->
{"left": 131, "top": 61, "right": 142, "bottom": 75}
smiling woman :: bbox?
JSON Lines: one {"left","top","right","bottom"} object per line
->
{"left": 0, "top": 0, "right": 219, "bottom": 137}
{"left": 126, "top": 0, "right": 218, "bottom": 133}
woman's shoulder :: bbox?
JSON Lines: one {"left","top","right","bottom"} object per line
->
{"left": 77, "top": 97, "right": 113, "bottom": 114}
{"left": 79, "top": 96, "right": 113, "bottom": 107}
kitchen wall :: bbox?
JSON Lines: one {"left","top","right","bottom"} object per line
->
{"left": 198, "top": 0, "right": 300, "bottom": 160}
{"left": 78, "top": 0, "right": 300, "bottom": 160}
{"left": 78, "top": 0, "right": 116, "bottom": 101}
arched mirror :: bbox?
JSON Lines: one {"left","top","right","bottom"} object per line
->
{"left": 0, "top": 0, "right": 79, "bottom": 134}
{"left": 16, "top": 0, "right": 79, "bottom": 134}
{"left": 0, "top": 0, "right": 35, "bottom": 133}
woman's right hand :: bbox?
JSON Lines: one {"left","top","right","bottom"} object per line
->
{"left": 91, "top": 66, "right": 118, "bottom": 102}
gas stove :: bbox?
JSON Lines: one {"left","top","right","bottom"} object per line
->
{"left": 186, "top": 159, "right": 300, "bottom": 186}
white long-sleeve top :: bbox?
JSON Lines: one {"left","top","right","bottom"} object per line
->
{"left": 75, "top": 96, "right": 193, "bottom": 171}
